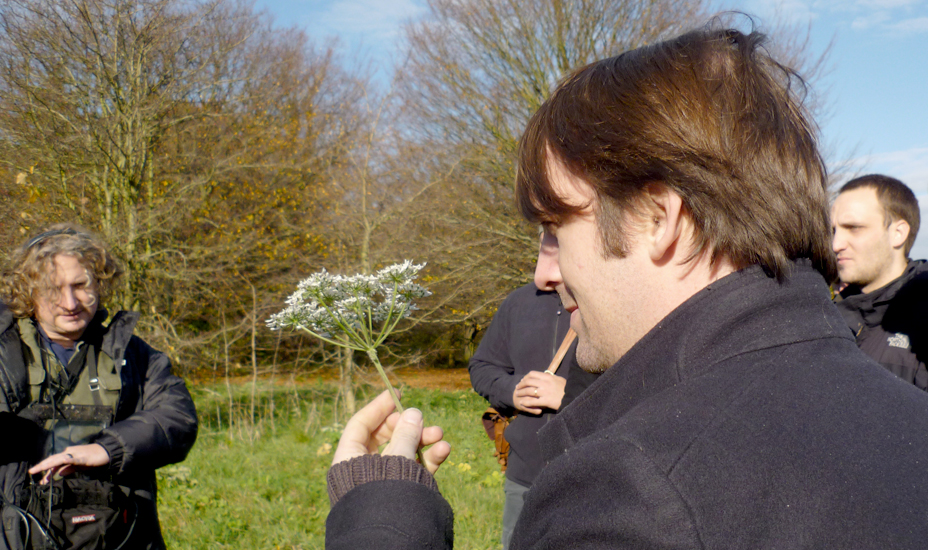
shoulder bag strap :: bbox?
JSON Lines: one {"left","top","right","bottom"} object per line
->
{"left": 543, "top": 328, "right": 576, "bottom": 376}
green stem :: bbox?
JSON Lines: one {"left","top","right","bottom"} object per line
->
{"left": 366, "top": 348, "right": 404, "bottom": 413}
{"left": 365, "top": 348, "right": 425, "bottom": 464}
{"left": 299, "top": 328, "right": 365, "bottom": 352}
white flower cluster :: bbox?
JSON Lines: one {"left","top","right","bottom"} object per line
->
{"left": 267, "top": 261, "right": 431, "bottom": 347}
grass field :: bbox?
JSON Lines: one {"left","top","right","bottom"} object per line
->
{"left": 158, "top": 379, "right": 504, "bottom": 549}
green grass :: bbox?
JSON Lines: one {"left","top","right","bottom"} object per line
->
{"left": 158, "top": 380, "right": 504, "bottom": 549}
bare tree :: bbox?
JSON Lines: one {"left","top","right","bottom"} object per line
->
{"left": 0, "top": 0, "right": 365, "bottom": 377}
{"left": 0, "top": 0, "right": 350, "bottom": 312}
{"left": 394, "top": 1, "right": 832, "bottom": 363}
{"left": 394, "top": 0, "right": 708, "bottom": 358}
{"left": 307, "top": 78, "right": 459, "bottom": 412}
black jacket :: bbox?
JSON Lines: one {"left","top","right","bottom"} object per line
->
{"left": 835, "top": 260, "right": 928, "bottom": 389}
{"left": 468, "top": 283, "right": 595, "bottom": 487}
{"left": 0, "top": 304, "right": 198, "bottom": 550}
{"left": 326, "top": 262, "right": 928, "bottom": 549}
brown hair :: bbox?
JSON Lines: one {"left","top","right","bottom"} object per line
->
{"left": 1, "top": 223, "right": 122, "bottom": 318}
{"left": 516, "top": 25, "right": 836, "bottom": 282}
{"left": 839, "top": 174, "right": 920, "bottom": 257}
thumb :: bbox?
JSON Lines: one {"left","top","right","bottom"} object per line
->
{"left": 383, "top": 408, "right": 424, "bottom": 460}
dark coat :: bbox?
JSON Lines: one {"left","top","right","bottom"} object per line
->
{"left": 326, "top": 262, "right": 928, "bottom": 549}
{"left": 835, "top": 260, "right": 928, "bottom": 389}
{"left": 468, "top": 283, "right": 591, "bottom": 487}
{"left": 0, "top": 304, "right": 198, "bottom": 550}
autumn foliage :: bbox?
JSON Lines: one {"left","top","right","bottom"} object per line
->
{"left": 0, "top": 0, "right": 826, "bottom": 379}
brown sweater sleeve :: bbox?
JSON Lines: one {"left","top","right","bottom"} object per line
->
{"left": 326, "top": 454, "right": 440, "bottom": 506}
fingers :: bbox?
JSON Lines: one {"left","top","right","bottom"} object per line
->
{"left": 331, "top": 390, "right": 452, "bottom": 478}
{"left": 333, "top": 390, "right": 398, "bottom": 466}
{"left": 29, "top": 454, "right": 68, "bottom": 477}
{"left": 517, "top": 371, "right": 549, "bottom": 386}
{"left": 421, "top": 440, "right": 452, "bottom": 474}
{"left": 381, "top": 409, "right": 451, "bottom": 476}
{"left": 333, "top": 391, "right": 451, "bottom": 475}
{"left": 28, "top": 444, "right": 110, "bottom": 485}
{"left": 383, "top": 408, "right": 425, "bottom": 459}
{"left": 516, "top": 404, "right": 542, "bottom": 415}
{"left": 514, "top": 370, "right": 567, "bottom": 412}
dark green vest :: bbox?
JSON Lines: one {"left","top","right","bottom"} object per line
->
{"left": 17, "top": 318, "right": 122, "bottom": 454}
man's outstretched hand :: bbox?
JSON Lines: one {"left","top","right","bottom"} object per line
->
{"left": 332, "top": 390, "right": 452, "bottom": 474}
{"left": 29, "top": 444, "right": 110, "bottom": 484}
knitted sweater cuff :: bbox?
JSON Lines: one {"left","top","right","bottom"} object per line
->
{"left": 327, "top": 454, "right": 439, "bottom": 506}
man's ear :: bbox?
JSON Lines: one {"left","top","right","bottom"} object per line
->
{"left": 643, "top": 182, "right": 685, "bottom": 262}
{"left": 889, "top": 219, "right": 910, "bottom": 251}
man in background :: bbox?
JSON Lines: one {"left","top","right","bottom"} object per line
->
{"left": 0, "top": 224, "right": 198, "bottom": 550}
{"left": 469, "top": 232, "right": 598, "bottom": 549}
{"left": 832, "top": 174, "right": 927, "bottom": 388}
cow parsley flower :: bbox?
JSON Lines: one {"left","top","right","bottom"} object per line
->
{"left": 268, "top": 261, "right": 431, "bottom": 433}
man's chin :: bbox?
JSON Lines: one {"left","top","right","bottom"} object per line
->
{"left": 56, "top": 321, "right": 90, "bottom": 340}
{"left": 575, "top": 344, "right": 613, "bottom": 374}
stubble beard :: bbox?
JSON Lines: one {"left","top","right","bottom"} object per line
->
{"left": 839, "top": 258, "right": 888, "bottom": 289}
{"left": 573, "top": 330, "right": 615, "bottom": 374}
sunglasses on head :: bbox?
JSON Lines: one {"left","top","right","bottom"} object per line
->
{"left": 24, "top": 228, "right": 79, "bottom": 250}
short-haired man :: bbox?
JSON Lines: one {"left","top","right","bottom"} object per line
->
{"left": 323, "top": 26, "right": 928, "bottom": 549}
{"left": 831, "top": 174, "right": 927, "bottom": 389}
{"left": 0, "top": 224, "right": 198, "bottom": 549}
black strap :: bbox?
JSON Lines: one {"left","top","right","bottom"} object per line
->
{"left": 23, "top": 404, "right": 113, "bottom": 424}
{"left": 0, "top": 321, "right": 30, "bottom": 413}
{"left": 87, "top": 347, "right": 102, "bottom": 406}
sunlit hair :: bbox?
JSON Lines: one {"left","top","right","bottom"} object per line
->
{"left": 0, "top": 223, "right": 122, "bottom": 318}
{"left": 516, "top": 23, "right": 836, "bottom": 282}
{"left": 839, "top": 174, "right": 920, "bottom": 257}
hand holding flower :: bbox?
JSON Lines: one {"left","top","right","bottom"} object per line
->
{"left": 333, "top": 390, "right": 451, "bottom": 474}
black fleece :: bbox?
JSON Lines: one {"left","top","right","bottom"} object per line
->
{"left": 326, "top": 262, "right": 928, "bottom": 549}
{"left": 467, "top": 283, "right": 581, "bottom": 487}
{"left": 836, "top": 259, "right": 928, "bottom": 389}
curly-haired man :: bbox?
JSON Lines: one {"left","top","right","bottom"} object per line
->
{"left": 0, "top": 224, "right": 197, "bottom": 550}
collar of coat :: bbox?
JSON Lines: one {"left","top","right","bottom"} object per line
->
{"left": 0, "top": 305, "right": 140, "bottom": 413}
{"left": 836, "top": 260, "right": 928, "bottom": 328}
{"left": 538, "top": 259, "right": 850, "bottom": 463}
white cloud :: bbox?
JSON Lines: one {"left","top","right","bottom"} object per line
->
{"left": 855, "top": 0, "right": 921, "bottom": 10}
{"left": 841, "top": 0, "right": 928, "bottom": 32}
{"left": 851, "top": 10, "right": 891, "bottom": 28}
{"left": 889, "top": 16, "right": 928, "bottom": 33}
{"left": 838, "top": 147, "right": 928, "bottom": 193}
{"left": 314, "top": 0, "right": 425, "bottom": 42}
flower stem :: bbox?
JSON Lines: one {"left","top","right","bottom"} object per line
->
{"left": 365, "top": 348, "right": 425, "bottom": 465}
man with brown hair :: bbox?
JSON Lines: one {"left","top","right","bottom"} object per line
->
{"left": 832, "top": 174, "right": 927, "bottom": 388}
{"left": 323, "top": 25, "right": 928, "bottom": 549}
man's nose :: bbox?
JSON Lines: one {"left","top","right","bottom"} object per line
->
{"left": 534, "top": 233, "right": 562, "bottom": 291}
{"left": 59, "top": 287, "right": 78, "bottom": 309}
{"left": 832, "top": 229, "right": 845, "bottom": 254}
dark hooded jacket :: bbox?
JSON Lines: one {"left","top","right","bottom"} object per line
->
{"left": 325, "top": 262, "right": 928, "bottom": 549}
{"left": 0, "top": 303, "right": 198, "bottom": 550}
{"left": 836, "top": 260, "right": 928, "bottom": 390}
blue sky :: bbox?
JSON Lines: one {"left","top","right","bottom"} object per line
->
{"left": 255, "top": 0, "right": 928, "bottom": 259}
